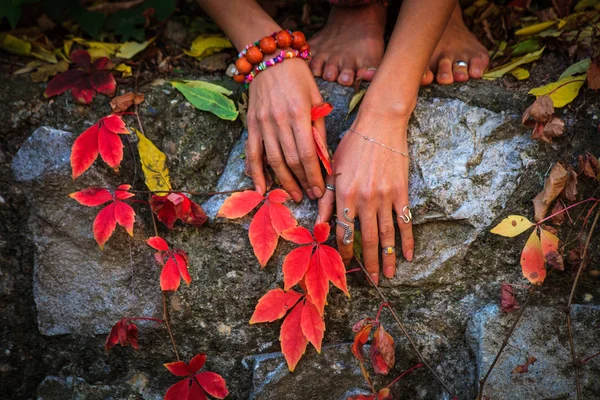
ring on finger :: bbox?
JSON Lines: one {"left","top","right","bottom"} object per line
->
{"left": 326, "top": 184, "right": 336, "bottom": 192}
{"left": 335, "top": 219, "right": 354, "bottom": 245}
{"left": 454, "top": 60, "right": 468, "bottom": 68}
{"left": 381, "top": 246, "right": 395, "bottom": 255}
{"left": 400, "top": 206, "right": 412, "bottom": 224}
{"left": 342, "top": 207, "right": 356, "bottom": 223}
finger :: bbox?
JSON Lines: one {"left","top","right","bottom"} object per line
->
{"left": 292, "top": 112, "right": 325, "bottom": 198}
{"left": 395, "top": 203, "right": 414, "bottom": 262}
{"left": 453, "top": 60, "right": 469, "bottom": 82}
{"left": 246, "top": 116, "right": 266, "bottom": 195}
{"left": 276, "top": 123, "right": 310, "bottom": 201}
{"left": 335, "top": 198, "right": 355, "bottom": 267}
{"left": 260, "top": 119, "right": 303, "bottom": 201}
{"left": 317, "top": 174, "right": 335, "bottom": 224}
{"left": 359, "top": 208, "right": 380, "bottom": 286}
{"left": 378, "top": 206, "right": 396, "bottom": 279}
{"left": 436, "top": 57, "right": 454, "bottom": 85}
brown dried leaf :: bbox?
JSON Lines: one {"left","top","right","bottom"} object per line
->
{"left": 500, "top": 282, "right": 520, "bottom": 313}
{"left": 562, "top": 167, "right": 578, "bottom": 201}
{"left": 522, "top": 96, "right": 554, "bottom": 127}
{"left": 546, "top": 251, "right": 564, "bottom": 271}
{"left": 587, "top": 58, "right": 600, "bottom": 90}
{"left": 540, "top": 117, "right": 564, "bottom": 143}
{"left": 550, "top": 202, "right": 565, "bottom": 225}
{"left": 578, "top": 153, "right": 599, "bottom": 179}
{"left": 533, "top": 162, "right": 568, "bottom": 221}
{"left": 512, "top": 357, "right": 537, "bottom": 374}
{"left": 110, "top": 92, "right": 144, "bottom": 113}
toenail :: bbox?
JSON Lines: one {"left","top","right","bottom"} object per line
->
{"left": 367, "top": 67, "right": 378, "bottom": 71}
{"left": 324, "top": 72, "right": 334, "bottom": 80}
{"left": 340, "top": 74, "right": 351, "bottom": 84}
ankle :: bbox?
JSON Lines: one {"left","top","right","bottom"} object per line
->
{"left": 327, "top": 3, "right": 387, "bottom": 27}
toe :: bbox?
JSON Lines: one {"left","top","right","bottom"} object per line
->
{"left": 323, "top": 61, "right": 340, "bottom": 82}
{"left": 310, "top": 56, "right": 327, "bottom": 78}
{"left": 436, "top": 57, "right": 454, "bottom": 85}
{"left": 421, "top": 68, "right": 434, "bottom": 86}
{"left": 356, "top": 67, "right": 377, "bottom": 81}
{"left": 468, "top": 57, "right": 484, "bottom": 79}
{"left": 337, "top": 59, "right": 356, "bottom": 86}
{"left": 453, "top": 61, "right": 469, "bottom": 83}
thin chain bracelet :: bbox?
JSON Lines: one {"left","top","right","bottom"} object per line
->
{"left": 347, "top": 128, "right": 409, "bottom": 157}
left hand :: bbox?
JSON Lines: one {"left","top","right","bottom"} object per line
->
{"left": 317, "top": 109, "right": 415, "bottom": 285}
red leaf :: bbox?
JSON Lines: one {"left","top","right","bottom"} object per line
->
{"left": 91, "top": 70, "right": 116, "bottom": 96}
{"left": 71, "top": 49, "right": 91, "bottom": 68}
{"left": 165, "top": 361, "right": 192, "bottom": 377}
{"left": 151, "top": 193, "right": 207, "bottom": 229}
{"left": 267, "top": 188, "right": 290, "bottom": 203}
{"left": 352, "top": 324, "right": 372, "bottom": 363}
{"left": 318, "top": 245, "right": 349, "bottom": 296}
{"left": 500, "top": 282, "right": 520, "bottom": 313}
{"left": 175, "top": 252, "right": 192, "bottom": 286}
{"left": 147, "top": 236, "right": 169, "bottom": 251}
{"left": 115, "top": 184, "right": 135, "bottom": 200}
{"left": 189, "top": 381, "right": 208, "bottom": 400}
{"left": 282, "top": 226, "right": 314, "bottom": 244}
{"left": 512, "top": 357, "right": 537, "bottom": 374}
{"left": 102, "top": 115, "right": 129, "bottom": 134}
{"left": 114, "top": 201, "right": 135, "bottom": 236}
{"left": 268, "top": 201, "right": 297, "bottom": 235}
{"left": 105, "top": 323, "right": 119, "bottom": 349}
{"left": 370, "top": 324, "right": 395, "bottom": 375}
{"left": 352, "top": 317, "right": 375, "bottom": 333}
{"left": 195, "top": 372, "right": 229, "bottom": 399}
{"left": 105, "top": 318, "right": 138, "bottom": 350}
{"left": 93, "top": 202, "right": 117, "bottom": 248}
{"left": 300, "top": 299, "right": 325, "bottom": 353}
{"left": 250, "top": 288, "right": 302, "bottom": 324}
{"left": 217, "top": 190, "right": 264, "bottom": 218}
{"left": 127, "top": 323, "right": 138, "bottom": 349}
{"left": 98, "top": 124, "right": 124, "bottom": 170}
{"left": 312, "top": 126, "right": 332, "bottom": 175}
{"left": 71, "top": 87, "right": 95, "bottom": 104}
{"left": 70, "top": 124, "right": 100, "bottom": 179}
{"left": 540, "top": 228, "right": 563, "bottom": 271}
{"left": 377, "top": 388, "right": 392, "bottom": 400}
{"left": 310, "top": 102, "right": 333, "bottom": 121}
{"left": 69, "top": 188, "right": 112, "bottom": 206}
{"left": 188, "top": 354, "right": 207, "bottom": 374}
{"left": 161, "top": 257, "right": 181, "bottom": 292}
{"left": 165, "top": 378, "right": 191, "bottom": 400}
{"left": 348, "top": 395, "right": 377, "bottom": 400}
{"left": 44, "top": 69, "right": 86, "bottom": 98}
{"left": 249, "top": 203, "right": 279, "bottom": 267}
{"left": 313, "top": 222, "right": 330, "bottom": 244}
{"left": 305, "top": 250, "right": 329, "bottom": 314}
{"left": 521, "top": 230, "right": 546, "bottom": 285}
{"left": 283, "top": 246, "right": 314, "bottom": 290}
{"left": 279, "top": 301, "right": 308, "bottom": 372}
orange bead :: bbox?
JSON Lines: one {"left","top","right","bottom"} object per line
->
{"left": 291, "top": 31, "right": 306, "bottom": 50}
{"left": 275, "top": 30, "right": 293, "bottom": 49}
{"left": 259, "top": 36, "right": 277, "bottom": 54}
{"left": 235, "top": 56, "right": 253, "bottom": 75}
{"left": 245, "top": 46, "right": 263, "bottom": 64}
{"left": 299, "top": 44, "right": 310, "bottom": 53}
{"left": 233, "top": 74, "right": 246, "bottom": 83}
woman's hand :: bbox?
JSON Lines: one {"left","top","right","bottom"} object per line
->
{"left": 246, "top": 58, "right": 327, "bottom": 201}
{"left": 317, "top": 107, "right": 415, "bottom": 285}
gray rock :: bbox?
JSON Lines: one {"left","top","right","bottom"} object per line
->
{"left": 12, "top": 127, "right": 72, "bottom": 182}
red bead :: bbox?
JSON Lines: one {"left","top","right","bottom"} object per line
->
{"left": 233, "top": 74, "right": 246, "bottom": 83}
{"left": 235, "top": 56, "right": 253, "bottom": 75}
{"left": 245, "top": 46, "right": 263, "bottom": 64}
{"left": 259, "top": 36, "right": 277, "bottom": 54}
{"left": 275, "top": 30, "right": 293, "bottom": 49}
{"left": 299, "top": 44, "right": 310, "bottom": 53}
{"left": 291, "top": 31, "right": 306, "bottom": 50}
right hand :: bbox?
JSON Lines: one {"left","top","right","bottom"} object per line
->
{"left": 246, "top": 57, "right": 326, "bottom": 201}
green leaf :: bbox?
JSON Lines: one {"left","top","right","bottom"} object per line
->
{"left": 171, "top": 81, "right": 238, "bottom": 121}
{"left": 558, "top": 58, "right": 591, "bottom": 80}
{"left": 144, "top": 0, "right": 175, "bottom": 20}
{"left": 178, "top": 80, "right": 233, "bottom": 96}
{"left": 483, "top": 47, "right": 544, "bottom": 80}
{"left": 511, "top": 38, "right": 541, "bottom": 57}
{"left": 77, "top": 10, "right": 105, "bottom": 39}
{"left": 528, "top": 75, "right": 587, "bottom": 108}
{"left": 346, "top": 89, "right": 366, "bottom": 120}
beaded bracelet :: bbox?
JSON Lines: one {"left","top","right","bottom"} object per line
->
{"left": 243, "top": 49, "right": 311, "bottom": 87}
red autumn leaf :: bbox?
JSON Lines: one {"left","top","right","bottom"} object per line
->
{"left": 348, "top": 395, "right": 377, "bottom": 400}
{"left": 521, "top": 230, "right": 546, "bottom": 285}
{"left": 164, "top": 354, "right": 229, "bottom": 400}
{"left": 70, "top": 185, "right": 135, "bottom": 248}
{"left": 310, "top": 102, "right": 333, "bottom": 121}
{"left": 300, "top": 298, "right": 325, "bottom": 353}
{"left": 540, "top": 228, "right": 564, "bottom": 271}
{"left": 105, "top": 318, "right": 139, "bottom": 350}
{"left": 312, "top": 126, "right": 332, "bottom": 175}
{"left": 281, "top": 223, "right": 348, "bottom": 314}
{"left": 165, "top": 361, "right": 193, "bottom": 377}
{"left": 44, "top": 49, "right": 116, "bottom": 104}
{"left": 511, "top": 357, "right": 537, "bottom": 374}
{"left": 352, "top": 317, "right": 375, "bottom": 333}
{"left": 280, "top": 301, "right": 308, "bottom": 372}
{"left": 219, "top": 189, "right": 297, "bottom": 267}
{"left": 249, "top": 288, "right": 302, "bottom": 324}
{"left": 189, "top": 354, "right": 207, "bottom": 373}
{"left": 500, "top": 282, "right": 520, "bottom": 313}
{"left": 147, "top": 237, "right": 192, "bottom": 292}
{"left": 352, "top": 324, "right": 372, "bottom": 363}
{"left": 71, "top": 115, "right": 130, "bottom": 179}
{"left": 150, "top": 192, "right": 208, "bottom": 229}
{"left": 370, "top": 324, "right": 395, "bottom": 375}
{"left": 377, "top": 388, "right": 392, "bottom": 400}
{"left": 195, "top": 372, "right": 229, "bottom": 399}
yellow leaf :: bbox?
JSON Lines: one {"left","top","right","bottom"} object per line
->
{"left": 184, "top": 35, "right": 233, "bottom": 60}
{"left": 346, "top": 89, "right": 366, "bottom": 120}
{"left": 87, "top": 47, "right": 111, "bottom": 61}
{"left": 179, "top": 80, "right": 233, "bottom": 96}
{"left": 574, "top": 0, "right": 599, "bottom": 11}
{"left": 116, "top": 38, "right": 155, "bottom": 59}
{"left": 515, "top": 20, "right": 558, "bottom": 36}
{"left": 115, "top": 63, "right": 133, "bottom": 77}
{"left": 528, "top": 74, "right": 586, "bottom": 108}
{"left": 31, "top": 44, "right": 57, "bottom": 64}
{"left": 490, "top": 215, "right": 534, "bottom": 237}
{"left": 31, "top": 61, "right": 69, "bottom": 83}
{"left": 0, "top": 33, "right": 31, "bottom": 56}
{"left": 72, "top": 38, "right": 120, "bottom": 55}
{"left": 63, "top": 39, "right": 73, "bottom": 57}
{"left": 135, "top": 128, "right": 172, "bottom": 194}
{"left": 13, "top": 60, "right": 44, "bottom": 75}
{"left": 509, "top": 67, "right": 530, "bottom": 80}
{"left": 483, "top": 47, "right": 544, "bottom": 80}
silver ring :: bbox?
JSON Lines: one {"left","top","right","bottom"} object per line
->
{"left": 335, "top": 219, "right": 354, "bottom": 245}
{"left": 400, "top": 206, "right": 412, "bottom": 224}
{"left": 454, "top": 60, "right": 468, "bottom": 68}
{"left": 382, "top": 246, "right": 395, "bottom": 255}
{"left": 326, "top": 184, "right": 336, "bottom": 192}
{"left": 342, "top": 208, "right": 355, "bottom": 223}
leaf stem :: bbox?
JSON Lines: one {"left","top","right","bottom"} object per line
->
{"left": 385, "top": 363, "right": 424, "bottom": 389}
{"left": 162, "top": 292, "right": 180, "bottom": 361}
{"left": 536, "top": 198, "right": 598, "bottom": 225}
{"left": 127, "top": 317, "right": 164, "bottom": 323}
{"left": 353, "top": 253, "right": 456, "bottom": 398}
{"left": 580, "top": 350, "right": 600, "bottom": 365}
{"left": 375, "top": 302, "right": 387, "bottom": 324}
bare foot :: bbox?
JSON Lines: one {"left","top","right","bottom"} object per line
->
{"left": 309, "top": 4, "right": 386, "bottom": 86}
{"left": 427, "top": 4, "right": 490, "bottom": 85}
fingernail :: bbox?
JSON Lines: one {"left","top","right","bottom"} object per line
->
{"left": 316, "top": 214, "right": 321, "bottom": 224}
{"left": 312, "top": 186, "right": 323, "bottom": 198}
{"left": 291, "top": 190, "right": 302, "bottom": 202}
{"left": 384, "top": 266, "right": 394, "bottom": 278}
{"left": 370, "top": 273, "right": 379, "bottom": 286}
{"left": 307, "top": 188, "right": 316, "bottom": 199}
{"left": 406, "top": 250, "right": 413, "bottom": 262}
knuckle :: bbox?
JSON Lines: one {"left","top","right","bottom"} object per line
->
{"left": 298, "top": 147, "right": 317, "bottom": 163}
{"left": 289, "top": 104, "right": 304, "bottom": 118}
{"left": 285, "top": 153, "right": 301, "bottom": 169}
{"left": 338, "top": 187, "right": 355, "bottom": 201}
{"left": 246, "top": 147, "right": 260, "bottom": 161}
{"left": 362, "top": 232, "right": 379, "bottom": 247}
{"left": 379, "top": 224, "right": 395, "bottom": 241}
{"left": 270, "top": 108, "right": 286, "bottom": 124}
{"left": 256, "top": 109, "right": 269, "bottom": 124}
{"left": 359, "top": 186, "right": 375, "bottom": 200}
{"left": 266, "top": 154, "right": 282, "bottom": 168}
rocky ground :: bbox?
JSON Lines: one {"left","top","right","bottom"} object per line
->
{"left": 1, "top": 48, "right": 599, "bottom": 400}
